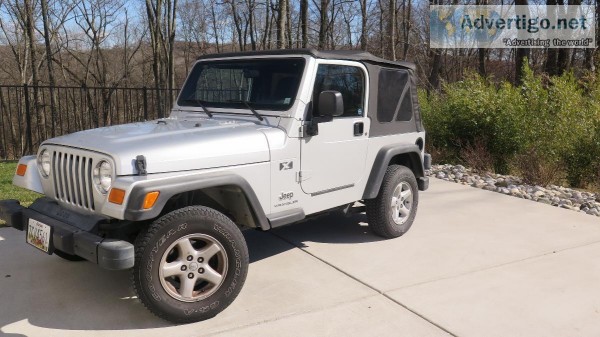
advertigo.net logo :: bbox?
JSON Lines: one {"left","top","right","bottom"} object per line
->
{"left": 430, "top": 5, "right": 595, "bottom": 48}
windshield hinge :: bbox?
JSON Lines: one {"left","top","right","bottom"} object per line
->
{"left": 135, "top": 155, "right": 147, "bottom": 176}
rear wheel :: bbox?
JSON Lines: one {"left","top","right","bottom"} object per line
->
{"left": 132, "top": 206, "right": 249, "bottom": 323}
{"left": 366, "top": 165, "right": 419, "bottom": 238}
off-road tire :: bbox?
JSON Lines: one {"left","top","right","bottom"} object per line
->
{"left": 366, "top": 165, "right": 419, "bottom": 238}
{"left": 54, "top": 249, "right": 86, "bottom": 261}
{"left": 132, "top": 206, "right": 249, "bottom": 323}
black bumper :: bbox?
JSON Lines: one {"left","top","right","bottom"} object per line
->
{"left": 0, "top": 198, "right": 134, "bottom": 270}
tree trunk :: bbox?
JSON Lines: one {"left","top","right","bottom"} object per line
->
{"left": 286, "top": 0, "right": 292, "bottom": 48}
{"left": 478, "top": 49, "right": 486, "bottom": 76}
{"left": 544, "top": 0, "right": 558, "bottom": 75}
{"left": 389, "top": 0, "right": 396, "bottom": 60}
{"left": 401, "top": 0, "right": 411, "bottom": 59}
{"left": 318, "top": 0, "right": 329, "bottom": 49}
{"left": 427, "top": 0, "right": 442, "bottom": 91}
{"left": 359, "top": 0, "right": 368, "bottom": 50}
{"left": 263, "top": 1, "right": 271, "bottom": 49}
{"left": 277, "top": 0, "right": 286, "bottom": 48}
{"left": 210, "top": 2, "right": 220, "bottom": 52}
{"left": 515, "top": 0, "right": 530, "bottom": 84}
{"left": 231, "top": 0, "right": 244, "bottom": 51}
{"left": 167, "top": 0, "right": 177, "bottom": 108}
{"left": 300, "top": 0, "right": 308, "bottom": 48}
{"left": 40, "top": 0, "right": 58, "bottom": 137}
{"left": 23, "top": 0, "right": 42, "bottom": 148}
{"left": 556, "top": 0, "right": 580, "bottom": 74}
{"left": 246, "top": 0, "right": 257, "bottom": 50}
{"left": 475, "top": 0, "right": 486, "bottom": 76}
{"left": 378, "top": 0, "right": 385, "bottom": 57}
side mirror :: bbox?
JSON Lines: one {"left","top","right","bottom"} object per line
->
{"left": 318, "top": 91, "right": 344, "bottom": 117}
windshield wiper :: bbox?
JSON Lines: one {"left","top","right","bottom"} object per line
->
{"left": 227, "top": 99, "right": 264, "bottom": 121}
{"left": 181, "top": 98, "right": 213, "bottom": 118}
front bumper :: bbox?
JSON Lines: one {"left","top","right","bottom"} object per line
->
{"left": 0, "top": 198, "right": 134, "bottom": 270}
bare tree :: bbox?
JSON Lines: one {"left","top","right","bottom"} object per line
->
{"left": 317, "top": 0, "right": 329, "bottom": 49}
{"left": 246, "top": 0, "right": 257, "bottom": 50}
{"left": 389, "top": 0, "right": 396, "bottom": 60}
{"left": 427, "top": 0, "right": 442, "bottom": 91}
{"left": 277, "top": 0, "right": 287, "bottom": 48}
{"left": 359, "top": 0, "right": 368, "bottom": 50}
{"left": 145, "top": 0, "right": 178, "bottom": 116}
{"left": 300, "top": 0, "right": 308, "bottom": 47}
{"left": 400, "top": 0, "right": 411, "bottom": 59}
{"left": 40, "top": 0, "right": 57, "bottom": 136}
{"left": 515, "top": 0, "right": 530, "bottom": 84}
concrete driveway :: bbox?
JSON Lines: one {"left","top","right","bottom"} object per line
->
{"left": 1, "top": 178, "right": 599, "bottom": 337}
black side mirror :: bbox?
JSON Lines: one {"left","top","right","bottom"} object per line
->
{"left": 318, "top": 91, "right": 344, "bottom": 117}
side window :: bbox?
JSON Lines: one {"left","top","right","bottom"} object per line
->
{"left": 312, "top": 64, "right": 365, "bottom": 117}
{"left": 377, "top": 68, "right": 413, "bottom": 123}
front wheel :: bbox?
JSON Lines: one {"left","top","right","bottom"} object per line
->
{"left": 132, "top": 206, "right": 249, "bottom": 323}
{"left": 366, "top": 165, "right": 419, "bottom": 238}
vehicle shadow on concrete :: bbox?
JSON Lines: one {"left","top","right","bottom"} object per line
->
{"left": 251, "top": 212, "right": 384, "bottom": 263}
{"left": 0, "top": 213, "right": 379, "bottom": 333}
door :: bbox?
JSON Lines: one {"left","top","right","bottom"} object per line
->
{"left": 300, "top": 62, "right": 369, "bottom": 195}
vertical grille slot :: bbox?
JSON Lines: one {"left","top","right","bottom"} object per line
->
{"left": 52, "top": 150, "right": 95, "bottom": 211}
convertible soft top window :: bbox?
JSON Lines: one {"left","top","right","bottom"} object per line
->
{"left": 178, "top": 58, "right": 305, "bottom": 111}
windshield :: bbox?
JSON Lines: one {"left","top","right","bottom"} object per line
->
{"left": 178, "top": 58, "right": 305, "bottom": 111}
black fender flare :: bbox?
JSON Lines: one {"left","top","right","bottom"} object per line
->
{"left": 123, "top": 172, "right": 270, "bottom": 230}
{"left": 362, "top": 144, "right": 425, "bottom": 200}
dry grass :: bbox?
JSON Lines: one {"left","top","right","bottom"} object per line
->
{"left": 459, "top": 138, "right": 495, "bottom": 173}
{"left": 514, "top": 148, "right": 562, "bottom": 186}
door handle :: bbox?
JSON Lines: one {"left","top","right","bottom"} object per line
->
{"left": 353, "top": 122, "right": 364, "bottom": 136}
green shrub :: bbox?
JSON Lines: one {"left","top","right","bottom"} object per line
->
{"left": 421, "top": 73, "right": 525, "bottom": 173}
{"left": 564, "top": 124, "right": 600, "bottom": 188}
{"left": 421, "top": 65, "right": 600, "bottom": 188}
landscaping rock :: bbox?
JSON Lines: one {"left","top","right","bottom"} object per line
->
{"left": 428, "top": 164, "right": 599, "bottom": 218}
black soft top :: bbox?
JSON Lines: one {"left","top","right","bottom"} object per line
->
{"left": 197, "top": 48, "right": 416, "bottom": 70}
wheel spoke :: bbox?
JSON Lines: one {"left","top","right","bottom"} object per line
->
{"left": 199, "top": 242, "right": 221, "bottom": 260}
{"left": 162, "top": 261, "right": 184, "bottom": 278}
{"left": 176, "top": 238, "right": 197, "bottom": 257}
{"left": 179, "top": 276, "right": 196, "bottom": 298}
{"left": 401, "top": 188, "right": 412, "bottom": 200}
{"left": 398, "top": 205, "right": 409, "bottom": 217}
{"left": 391, "top": 196, "right": 398, "bottom": 207}
{"left": 201, "top": 265, "right": 223, "bottom": 285}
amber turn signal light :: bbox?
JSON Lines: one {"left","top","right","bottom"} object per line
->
{"left": 108, "top": 188, "right": 126, "bottom": 205}
{"left": 16, "top": 164, "right": 27, "bottom": 176}
{"left": 142, "top": 191, "right": 160, "bottom": 210}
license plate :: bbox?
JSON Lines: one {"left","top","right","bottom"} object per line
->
{"left": 27, "top": 218, "right": 51, "bottom": 253}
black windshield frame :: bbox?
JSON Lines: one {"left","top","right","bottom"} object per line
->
{"left": 177, "top": 58, "right": 306, "bottom": 112}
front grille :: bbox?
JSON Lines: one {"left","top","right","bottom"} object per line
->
{"left": 52, "top": 151, "right": 95, "bottom": 211}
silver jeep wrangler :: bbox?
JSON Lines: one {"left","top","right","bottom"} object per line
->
{"left": 0, "top": 49, "right": 431, "bottom": 323}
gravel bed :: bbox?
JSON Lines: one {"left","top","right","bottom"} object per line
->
{"left": 427, "top": 164, "right": 600, "bottom": 217}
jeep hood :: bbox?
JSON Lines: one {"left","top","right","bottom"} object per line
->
{"left": 43, "top": 118, "right": 280, "bottom": 175}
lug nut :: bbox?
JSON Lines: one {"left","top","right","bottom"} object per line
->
{"left": 197, "top": 257, "right": 204, "bottom": 263}
{"left": 187, "top": 273, "right": 194, "bottom": 279}
{"left": 187, "top": 255, "right": 193, "bottom": 261}
{"left": 181, "top": 265, "right": 187, "bottom": 271}
{"left": 198, "top": 267, "right": 204, "bottom": 274}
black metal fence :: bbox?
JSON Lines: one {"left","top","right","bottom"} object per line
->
{"left": 0, "top": 85, "right": 179, "bottom": 160}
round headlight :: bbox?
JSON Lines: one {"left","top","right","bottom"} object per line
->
{"left": 93, "top": 160, "right": 113, "bottom": 194}
{"left": 38, "top": 149, "right": 51, "bottom": 177}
